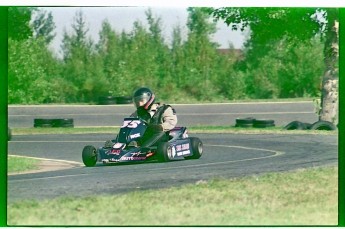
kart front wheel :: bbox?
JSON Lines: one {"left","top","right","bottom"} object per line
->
{"left": 185, "top": 137, "right": 203, "bottom": 159}
{"left": 82, "top": 145, "right": 97, "bottom": 167}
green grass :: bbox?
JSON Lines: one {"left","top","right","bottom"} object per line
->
{"left": 7, "top": 166, "right": 337, "bottom": 226}
{"left": 7, "top": 156, "right": 40, "bottom": 173}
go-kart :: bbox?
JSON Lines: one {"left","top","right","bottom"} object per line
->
{"left": 82, "top": 118, "right": 203, "bottom": 167}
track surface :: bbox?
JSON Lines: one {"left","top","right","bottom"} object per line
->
{"left": 8, "top": 133, "right": 337, "bottom": 203}
{"left": 8, "top": 101, "right": 318, "bottom": 127}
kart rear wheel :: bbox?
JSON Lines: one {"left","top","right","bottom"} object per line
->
{"left": 82, "top": 145, "right": 97, "bottom": 167}
{"left": 157, "top": 142, "right": 172, "bottom": 162}
{"left": 185, "top": 137, "right": 203, "bottom": 159}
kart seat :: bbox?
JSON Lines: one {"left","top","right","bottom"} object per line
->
{"left": 168, "top": 127, "right": 187, "bottom": 140}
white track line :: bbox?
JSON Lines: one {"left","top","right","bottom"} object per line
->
{"left": 8, "top": 144, "right": 284, "bottom": 181}
{"left": 8, "top": 154, "right": 83, "bottom": 166}
{"left": 9, "top": 140, "right": 105, "bottom": 143}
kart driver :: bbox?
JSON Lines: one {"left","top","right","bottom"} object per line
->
{"left": 130, "top": 87, "right": 177, "bottom": 147}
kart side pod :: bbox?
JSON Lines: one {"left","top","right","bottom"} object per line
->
{"left": 156, "top": 137, "right": 203, "bottom": 162}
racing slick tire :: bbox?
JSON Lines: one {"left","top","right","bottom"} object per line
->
{"left": 185, "top": 137, "right": 203, "bottom": 159}
{"left": 82, "top": 145, "right": 98, "bottom": 167}
{"left": 157, "top": 142, "right": 172, "bottom": 162}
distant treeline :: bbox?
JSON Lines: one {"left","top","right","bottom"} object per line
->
{"left": 8, "top": 7, "right": 325, "bottom": 104}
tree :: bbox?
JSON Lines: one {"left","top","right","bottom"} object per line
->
{"left": 319, "top": 9, "right": 339, "bottom": 124}
{"left": 8, "top": 6, "right": 63, "bottom": 104}
{"left": 61, "top": 9, "right": 108, "bottom": 103}
{"left": 205, "top": 7, "right": 339, "bottom": 124}
{"left": 181, "top": 7, "right": 219, "bottom": 100}
{"left": 97, "top": 20, "right": 128, "bottom": 95}
{"left": 8, "top": 38, "right": 60, "bottom": 104}
{"left": 170, "top": 24, "right": 184, "bottom": 90}
{"left": 32, "top": 9, "right": 56, "bottom": 44}
{"left": 8, "top": 7, "right": 35, "bottom": 41}
{"left": 145, "top": 9, "right": 170, "bottom": 90}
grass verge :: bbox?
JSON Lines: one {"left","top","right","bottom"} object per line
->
{"left": 7, "top": 155, "right": 40, "bottom": 173}
{"left": 7, "top": 166, "right": 337, "bottom": 226}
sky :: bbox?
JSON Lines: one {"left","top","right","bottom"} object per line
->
{"left": 14, "top": 0, "right": 345, "bottom": 56}
{"left": 40, "top": 6, "right": 248, "bottom": 56}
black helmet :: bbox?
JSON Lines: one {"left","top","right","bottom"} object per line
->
{"left": 133, "top": 87, "right": 155, "bottom": 109}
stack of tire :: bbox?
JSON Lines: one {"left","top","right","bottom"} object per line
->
{"left": 34, "top": 118, "right": 74, "bottom": 128}
{"left": 98, "top": 96, "right": 132, "bottom": 105}
{"left": 283, "top": 120, "right": 337, "bottom": 131}
{"left": 8, "top": 127, "right": 11, "bottom": 141}
{"left": 98, "top": 96, "right": 117, "bottom": 105}
{"left": 235, "top": 118, "right": 275, "bottom": 128}
{"left": 116, "top": 96, "right": 133, "bottom": 104}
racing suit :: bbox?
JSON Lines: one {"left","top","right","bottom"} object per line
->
{"left": 130, "top": 103, "right": 177, "bottom": 147}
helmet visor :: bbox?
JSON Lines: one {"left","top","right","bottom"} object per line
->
{"left": 133, "top": 93, "right": 151, "bottom": 108}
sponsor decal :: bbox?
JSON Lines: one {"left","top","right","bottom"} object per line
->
{"left": 109, "top": 149, "right": 121, "bottom": 155}
{"left": 130, "top": 133, "right": 141, "bottom": 139}
{"left": 120, "top": 156, "right": 146, "bottom": 161}
{"left": 175, "top": 143, "right": 190, "bottom": 152}
{"left": 109, "top": 158, "right": 120, "bottom": 162}
{"left": 121, "top": 120, "right": 141, "bottom": 128}
{"left": 177, "top": 150, "right": 191, "bottom": 156}
{"left": 131, "top": 152, "right": 141, "bottom": 156}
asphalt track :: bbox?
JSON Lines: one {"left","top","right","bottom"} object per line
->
{"left": 8, "top": 132, "right": 338, "bottom": 204}
{"left": 8, "top": 101, "right": 318, "bottom": 128}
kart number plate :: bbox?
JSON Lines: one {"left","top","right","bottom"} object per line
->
{"left": 121, "top": 120, "right": 141, "bottom": 128}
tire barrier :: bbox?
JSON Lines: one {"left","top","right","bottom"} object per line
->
{"left": 310, "top": 120, "right": 337, "bottom": 131}
{"left": 304, "top": 123, "right": 313, "bottom": 130}
{"left": 283, "top": 121, "right": 309, "bottom": 130}
{"left": 116, "top": 96, "right": 133, "bottom": 104}
{"left": 235, "top": 118, "right": 275, "bottom": 128}
{"left": 235, "top": 117, "right": 336, "bottom": 131}
{"left": 235, "top": 117, "right": 255, "bottom": 128}
{"left": 283, "top": 120, "right": 336, "bottom": 131}
{"left": 34, "top": 118, "right": 54, "bottom": 128}
{"left": 253, "top": 119, "right": 275, "bottom": 128}
{"left": 98, "top": 96, "right": 117, "bottom": 105}
{"left": 98, "top": 96, "right": 133, "bottom": 105}
{"left": 34, "top": 118, "right": 74, "bottom": 128}
{"left": 53, "top": 118, "right": 74, "bottom": 128}
{"left": 8, "top": 127, "right": 12, "bottom": 141}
